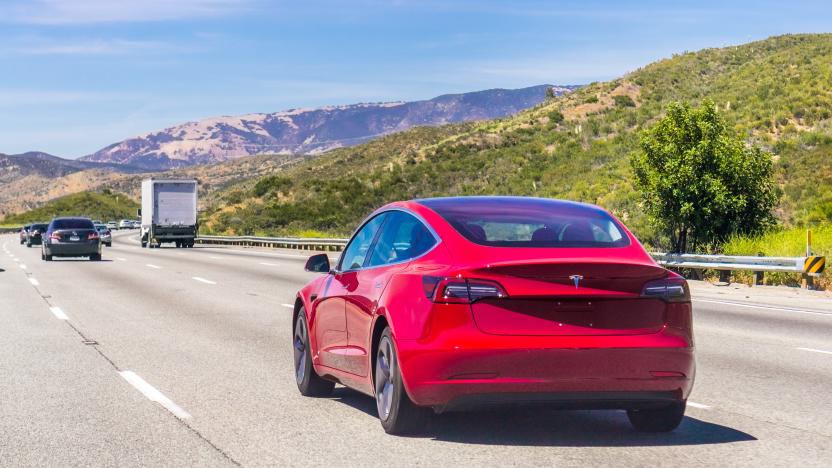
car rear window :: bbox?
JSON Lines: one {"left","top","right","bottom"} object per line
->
{"left": 52, "top": 219, "right": 94, "bottom": 230}
{"left": 31, "top": 224, "right": 49, "bottom": 231}
{"left": 419, "top": 197, "right": 630, "bottom": 248}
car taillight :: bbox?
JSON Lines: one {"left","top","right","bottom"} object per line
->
{"left": 641, "top": 276, "right": 690, "bottom": 302}
{"left": 88, "top": 231, "right": 99, "bottom": 240}
{"left": 423, "top": 276, "right": 508, "bottom": 303}
{"left": 49, "top": 232, "right": 61, "bottom": 241}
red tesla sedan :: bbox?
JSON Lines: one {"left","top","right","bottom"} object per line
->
{"left": 293, "top": 197, "right": 694, "bottom": 434}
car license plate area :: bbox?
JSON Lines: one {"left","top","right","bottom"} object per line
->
{"left": 69, "top": 235, "right": 80, "bottom": 242}
{"left": 471, "top": 299, "right": 665, "bottom": 336}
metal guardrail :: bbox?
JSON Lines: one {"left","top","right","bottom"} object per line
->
{"left": 650, "top": 253, "right": 813, "bottom": 273}
{"left": 195, "top": 234, "right": 825, "bottom": 285}
{"left": 196, "top": 235, "right": 347, "bottom": 251}
{"left": 651, "top": 252, "right": 825, "bottom": 288}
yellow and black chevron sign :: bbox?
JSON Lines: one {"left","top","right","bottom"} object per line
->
{"left": 804, "top": 256, "right": 825, "bottom": 274}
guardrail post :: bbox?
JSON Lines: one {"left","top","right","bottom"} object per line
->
{"left": 718, "top": 270, "right": 731, "bottom": 284}
{"left": 753, "top": 252, "right": 764, "bottom": 287}
{"left": 802, "top": 274, "right": 814, "bottom": 290}
{"left": 753, "top": 270, "right": 764, "bottom": 286}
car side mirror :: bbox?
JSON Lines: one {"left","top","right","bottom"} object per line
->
{"left": 304, "top": 253, "right": 331, "bottom": 273}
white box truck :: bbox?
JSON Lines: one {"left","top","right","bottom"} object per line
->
{"left": 139, "top": 178, "right": 198, "bottom": 248}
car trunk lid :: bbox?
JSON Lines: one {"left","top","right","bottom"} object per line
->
{"left": 463, "top": 259, "right": 669, "bottom": 336}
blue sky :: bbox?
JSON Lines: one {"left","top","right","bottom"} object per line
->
{"left": 1, "top": 0, "right": 831, "bottom": 158}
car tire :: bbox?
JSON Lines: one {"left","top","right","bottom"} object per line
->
{"left": 293, "top": 311, "right": 335, "bottom": 397}
{"left": 90, "top": 253, "right": 102, "bottom": 261}
{"left": 375, "top": 328, "right": 431, "bottom": 435}
{"left": 627, "top": 401, "right": 686, "bottom": 432}
{"left": 106, "top": 242, "right": 112, "bottom": 247}
{"left": 26, "top": 242, "right": 31, "bottom": 248}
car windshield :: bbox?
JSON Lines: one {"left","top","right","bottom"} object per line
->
{"left": 52, "top": 219, "right": 94, "bottom": 230}
{"left": 420, "top": 197, "right": 630, "bottom": 248}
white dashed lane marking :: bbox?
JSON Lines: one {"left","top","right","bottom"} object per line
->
{"left": 192, "top": 277, "right": 216, "bottom": 285}
{"left": 687, "top": 401, "right": 711, "bottom": 409}
{"left": 146, "top": 264, "right": 161, "bottom": 269}
{"left": 119, "top": 371, "right": 192, "bottom": 420}
{"left": 28, "top": 278, "right": 39, "bottom": 286}
{"left": 49, "top": 307, "right": 69, "bottom": 320}
{"left": 281, "top": 303, "right": 294, "bottom": 309}
{"left": 797, "top": 347, "right": 832, "bottom": 355}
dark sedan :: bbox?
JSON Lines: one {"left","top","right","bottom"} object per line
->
{"left": 25, "top": 223, "right": 49, "bottom": 247}
{"left": 42, "top": 217, "right": 102, "bottom": 261}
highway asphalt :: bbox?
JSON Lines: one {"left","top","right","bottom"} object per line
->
{"left": 1, "top": 230, "right": 831, "bottom": 467}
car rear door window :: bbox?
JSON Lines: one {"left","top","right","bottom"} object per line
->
{"left": 339, "top": 214, "right": 387, "bottom": 271}
{"left": 367, "top": 211, "right": 435, "bottom": 267}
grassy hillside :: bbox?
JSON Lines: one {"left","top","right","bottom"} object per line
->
{"left": 202, "top": 35, "right": 832, "bottom": 244}
{"left": 1, "top": 191, "right": 139, "bottom": 224}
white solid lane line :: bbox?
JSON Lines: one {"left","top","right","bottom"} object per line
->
{"left": 119, "top": 370, "right": 192, "bottom": 420}
{"left": 116, "top": 257, "right": 127, "bottom": 261}
{"left": 687, "top": 401, "right": 711, "bottom": 409}
{"left": 281, "top": 303, "right": 294, "bottom": 309}
{"left": 28, "top": 278, "right": 39, "bottom": 286}
{"left": 49, "top": 306, "right": 69, "bottom": 320}
{"left": 695, "top": 298, "right": 832, "bottom": 317}
{"left": 259, "top": 262, "right": 278, "bottom": 266}
{"left": 146, "top": 264, "right": 161, "bottom": 269}
{"left": 796, "top": 347, "right": 832, "bottom": 355}
{"left": 192, "top": 276, "right": 216, "bottom": 285}
{"left": 208, "top": 255, "right": 222, "bottom": 259}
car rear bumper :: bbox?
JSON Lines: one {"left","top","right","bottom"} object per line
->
{"left": 28, "top": 238, "right": 43, "bottom": 245}
{"left": 397, "top": 338, "right": 694, "bottom": 410}
{"left": 46, "top": 242, "right": 100, "bottom": 256}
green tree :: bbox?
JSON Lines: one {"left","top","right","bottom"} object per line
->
{"left": 631, "top": 100, "right": 779, "bottom": 252}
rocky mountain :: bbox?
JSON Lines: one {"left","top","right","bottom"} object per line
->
{"left": 1, "top": 151, "right": 106, "bottom": 183}
{"left": 80, "top": 85, "right": 577, "bottom": 170}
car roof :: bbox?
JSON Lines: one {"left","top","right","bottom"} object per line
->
{"left": 414, "top": 196, "right": 608, "bottom": 214}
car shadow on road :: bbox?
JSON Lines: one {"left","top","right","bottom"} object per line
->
{"left": 328, "top": 387, "right": 756, "bottom": 447}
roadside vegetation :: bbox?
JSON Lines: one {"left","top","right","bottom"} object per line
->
{"left": 1, "top": 190, "right": 139, "bottom": 225}
{"left": 723, "top": 224, "right": 831, "bottom": 288}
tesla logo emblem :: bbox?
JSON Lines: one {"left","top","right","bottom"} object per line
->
{"left": 569, "top": 275, "right": 583, "bottom": 289}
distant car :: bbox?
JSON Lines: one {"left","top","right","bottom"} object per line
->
{"left": 294, "top": 197, "right": 694, "bottom": 434}
{"left": 106, "top": 221, "right": 118, "bottom": 230}
{"left": 131, "top": 220, "right": 142, "bottom": 229}
{"left": 42, "top": 217, "right": 102, "bottom": 261}
{"left": 94, "top": 224, "right": 113, "bottom": 247}
{"left": 25, "top": 223, "right": 49, "bottom": 247}
{"left": 91, "top": 220, "right": 103, "bottom": 225}
{"left": 19, "top": 224, "right": 31, "bottom": 244}
{"left": 118, "top": 219, "right": 132, "bottom": 230}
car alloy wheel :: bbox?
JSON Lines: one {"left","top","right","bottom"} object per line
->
{"left": 293, "top": 311, "right": 334, "bottom": 396}
{"left": 374, "top": 328, "right": 430, "bottom": 434}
